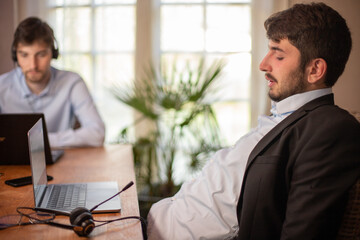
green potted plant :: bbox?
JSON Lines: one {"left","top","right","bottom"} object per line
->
{"left": 111, "top": 58, "right": 226, "bottom": 216}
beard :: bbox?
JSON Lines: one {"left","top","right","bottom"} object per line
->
{"left": 24, "top": 68, "right": 50, "bottom": 84}
{"left": 268, "top": 66, "right": 307, "bottom": 102}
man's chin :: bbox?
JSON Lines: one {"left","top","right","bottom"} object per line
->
{"left": 25, "top": 74, "right": 43, "bottom": 82}
{"left": 268, "top": 91, "right": 282, "bottom": 102}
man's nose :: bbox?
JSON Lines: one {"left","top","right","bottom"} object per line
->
{"left": 259, "top": 53, "right": 271, "bottom": 72}
{"left": 29, "top": 56, "right": 38, "bottom": 69}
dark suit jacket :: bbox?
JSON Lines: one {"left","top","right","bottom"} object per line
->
{"left": 236, "top": 94, "right": 360, "bottom": 240}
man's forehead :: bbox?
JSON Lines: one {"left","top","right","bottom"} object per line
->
{"left": 17, "top": 40, "right": 50, "bottom": 48}
{"left": 16, "top": 41, "right": 51, "bottom": 51}
{"left": 268, "top": 39, "right": 286, "bottom": 47}
{"left": 268, "top": 39, "right": 298, "bottom": 53}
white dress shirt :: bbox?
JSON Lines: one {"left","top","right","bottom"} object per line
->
{"left": 147, "top": 88, "right": 333, "bottom": 240}
{"left": 0, "top": 66, "right": 105, "bottom": 148}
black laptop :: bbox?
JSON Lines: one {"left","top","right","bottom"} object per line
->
{"left": 0, "top": 113, "right": 63, "bottom": 165}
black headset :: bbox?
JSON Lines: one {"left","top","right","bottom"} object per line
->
{"left": 13, "top": 181, "right": 147, "bottom": 238}
{"left": 43, "top": 207, "right": 95, "bottom": 237}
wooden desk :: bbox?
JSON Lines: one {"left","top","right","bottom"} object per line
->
{"left": 0, "top": 144, "right": 143, "bottom": 240}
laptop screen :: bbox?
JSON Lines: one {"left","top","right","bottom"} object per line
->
{"left": 0, "top": 113, "right": 61, "bottom": 165}
{"left": 28, "top": 119, "right": 48, "bottom": 207}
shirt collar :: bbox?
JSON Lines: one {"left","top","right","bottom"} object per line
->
{"left": 270, "top": 88, "right": 333, "bottom": 117}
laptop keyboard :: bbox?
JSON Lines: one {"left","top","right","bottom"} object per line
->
{"left": 47, "top": 184, "right": 87, "bottom": 210}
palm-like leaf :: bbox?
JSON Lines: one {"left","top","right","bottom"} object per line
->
{"left": 111, "top": 58, "right": 226, "bottom": 196}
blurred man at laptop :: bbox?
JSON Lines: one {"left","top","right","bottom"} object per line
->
{"left": 0, "top": 17, "right": 105, "bottom": 148}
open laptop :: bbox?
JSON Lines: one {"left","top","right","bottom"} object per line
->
{"left": 0, "top": 113, "right": 63, "bottom": 165}
{"left": 28, "top": 118, "right": 121, "bottom": 215}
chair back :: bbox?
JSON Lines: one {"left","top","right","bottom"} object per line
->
{"left": 337, "top": 178, "right": 360, "bottom": 240}
{"left": 337, "top": 111, "right": 360, "bottom": 240}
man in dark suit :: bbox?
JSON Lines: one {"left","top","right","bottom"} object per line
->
{"left": 147, "top": 3, "right": 360, "bottom": 239}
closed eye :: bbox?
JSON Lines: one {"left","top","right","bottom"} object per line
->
{"left": 37, "top": 51, "right": 48, "bottom": 58}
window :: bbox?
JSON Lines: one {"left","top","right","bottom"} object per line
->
{"left": 47, "top": 0, "right": 252, "bottom": 146}
{"left": 47, "top": 0, "right": 136, "bottom": 142}
{"left": 160, "top": 0, "right": 252, "bottom": 145}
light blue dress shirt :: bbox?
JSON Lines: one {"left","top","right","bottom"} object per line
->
{"left": 147, "top": 88, "right": 333, "bottom": 240}
{"left": 0, "top": 66, "right": 105, "bottom": 148}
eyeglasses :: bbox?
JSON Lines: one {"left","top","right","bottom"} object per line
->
{"left": 0, "top": 207, "right": 55, "bottom": 229}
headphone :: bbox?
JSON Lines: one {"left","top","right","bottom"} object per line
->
{"left": 13, "top": 181, "right": 147, "bottom": 238}
{"left": 44, "top": 207, "right": 95, "bottom": 237}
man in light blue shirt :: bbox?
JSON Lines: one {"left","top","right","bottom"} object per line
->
{"left": 0, "top": 17, "right": 105, "bottom": 148}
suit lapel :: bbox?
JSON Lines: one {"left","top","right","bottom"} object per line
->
{"left": 245, "top": 94, "right": 335, "bottom": 169}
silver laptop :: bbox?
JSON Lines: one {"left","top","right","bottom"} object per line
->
{"left": 28, "top": 118, "right": 121, "bottom": 215}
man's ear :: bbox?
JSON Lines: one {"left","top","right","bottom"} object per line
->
{"left": 307, "top": 58, "right": 327, "bottom": 84}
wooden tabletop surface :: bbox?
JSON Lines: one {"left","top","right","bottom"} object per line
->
{"left": 0, "top": 144, "right": 143, "bottom": 240}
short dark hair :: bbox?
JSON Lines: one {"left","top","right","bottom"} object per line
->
{"left": 264, "top": 2, "right": 352, "bottom": 87}
{"left": 11, "top": 17, "right": 58, "bottom": 61}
